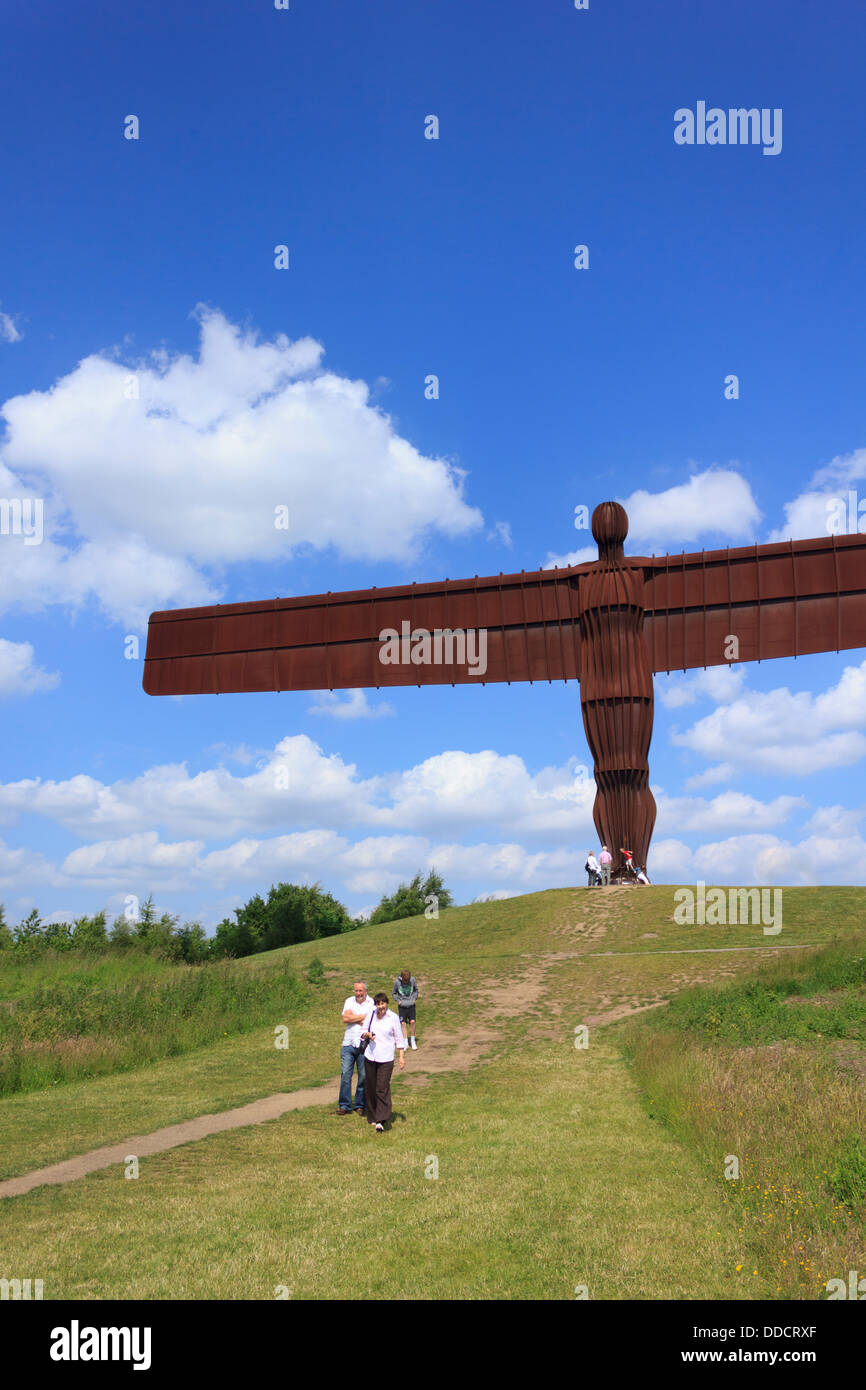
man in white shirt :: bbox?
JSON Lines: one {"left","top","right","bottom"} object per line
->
{"left": 585, "top": 850, "right": 600, "bottom": 887}
{"left": 339, "top": 979, "right": 372, "bottom": 1115}
{"left": 360, "top": 992, "right": 406, "bottom": 1132}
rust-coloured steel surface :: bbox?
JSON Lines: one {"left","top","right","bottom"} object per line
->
{"left": 143, "top": 503, "right": 866, "bottom": 874}
{"left": 143, "top": 567, "right": 582, "bottom": 695}
{"left": 143, "top": 532, "right": 866, "bottom": 696}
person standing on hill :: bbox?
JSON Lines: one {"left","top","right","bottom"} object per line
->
{"left": 598, "top": 845, "right": 612, "bottom": 886}
{"left": 338, "top": 979, "right": 372, "bottom": 1116}
{"left": 361, "top": 992, "right": 406, "bottom": 1132}
{"left": 585, "top": 850, "right": 600, "bottom": 887}
{"left": 393, "top": 968, "right": 420, "bottom": 1049}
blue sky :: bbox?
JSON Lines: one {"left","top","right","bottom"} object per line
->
{"left": 1, "top": 0, "right": 865, "bottom": 929}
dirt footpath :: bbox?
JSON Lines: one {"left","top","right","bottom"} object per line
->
{"left": 1, "top": 893, "right": 798, "bottom": 1201}
{"left": 0, "top": 955, "right": 557, "bottom": 1200}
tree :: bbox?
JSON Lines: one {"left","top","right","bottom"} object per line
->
{"left": 210, "top": 915, "right": 257, "bottom": 960}
{"left": 43, "top": 920, "right": 74, "bottom": 950}
{"left": 210, "top": 883, "right": 354, "bottom": 959}
{"left": 421, "top": 868, "right": 453, "bottom": 911}
{"left": 109, "top": 914, "right": 136, "bottom": 949}
{"left": 143, "top": 911, "right": 183, "bottom": 960}
{"left": 72, "top": 911, "right": 109, "bottom": 952}
{"left": 14, "top": 908, "right": 44, "bottom": 947}
{"left": 258, "top": 882, "right": 354, "bottom": 952}
{"left": 260, "top": 884, "right": 309, "bottom": 952}
{"left": 368, "top": 869, "right": 454, "bottom": 925}
{"left": 0, "top": 904, "right": 13, "bottom": 951}
{"left": 232, "top": 893, "right": 268, "bottom": 952}
{"left": 133, "top": 896, "right": 182, "bottom": 958}
{"left": 176, "top": 921, "right": 208, "bottom": 963}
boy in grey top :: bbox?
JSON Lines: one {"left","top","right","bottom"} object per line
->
{"left": 392, "top": 968, "right": 420, "bottom": 1050}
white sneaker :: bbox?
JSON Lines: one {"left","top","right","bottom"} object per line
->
{"left": 410, "top": 1037, "right": 417, "bottom": 1049}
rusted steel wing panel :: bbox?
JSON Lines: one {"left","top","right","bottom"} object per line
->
{"left": 143, "top": 568, "right": 583, "bottom": 694}
{"left": 144, "top": 532, "right": 866, "bottom": 695}
{"left": 643, "top": 532, "right": 866, "bottom": 672}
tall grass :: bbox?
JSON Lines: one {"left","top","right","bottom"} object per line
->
{"left": 0, "top": 958, "right": 308, "bottom": 1096}
{"left": 0, "top": 947, "right": 175, "bottom": 1001}
{"left": 620, "top": 934, "right": 866, "bottom": 1298}
{"left": 660, "top": 938, "right": 866, "bottom": 1043}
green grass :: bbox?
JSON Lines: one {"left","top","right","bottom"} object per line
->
{"left": 0, "top": 958, "right": 309, "bottom": 1095}
{"left": 2, "top": 886, "right": 864, "bottom": 1300}
{"left": 0, "top": 1038, "right": 768, "bottom": 1300}
{"left": 653, "top": 936, "right": 866, "bottom": 1044}
{"left": 0, "top": 948, "right": 176, "bottom": 1000}
{"left": 619, "top": 934, "right": 866, "bottom": 1298}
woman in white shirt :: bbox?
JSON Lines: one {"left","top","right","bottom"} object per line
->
{"left": 360, "top": 992, "right": 406, "bottom": 1132}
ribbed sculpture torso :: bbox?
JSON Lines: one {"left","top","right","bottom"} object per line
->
{"left": 576, "top": 502, "right": 657, "bottom": 873}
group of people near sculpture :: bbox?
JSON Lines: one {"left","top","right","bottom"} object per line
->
{"left": 585, "top": 845, "right": 650, "bottom": 887}
{"left": 337, "top": 970, "right": 420, "bottom": 1132}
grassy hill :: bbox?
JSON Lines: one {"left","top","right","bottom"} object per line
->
{"left": 1, "top": 885, "right": 863, "bottom": 1299}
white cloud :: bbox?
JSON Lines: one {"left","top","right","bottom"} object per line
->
{"left": 378, "top": 749, "right": 597, "bottom": 838}
{"left": 656, "top": 789, "right": 806, "bottom": 835}
{"left": 672, "top": 658, "right": 866, "bottom": 778}
{"left": 544, "top": 469, "right": 761, "bottom": 569}
{"left": 0, "top": 838, "right": 58, "bottom": 889}
{"left": 656, "top": 664, "right": 747, "bottom": 709}
{"left": 0, "top": 307, "right": 483, "bottom": 628}
{"left": 0, "top": 740, "right": 598, "bottom": 843}
{"left": 683, "top": 762, "right": 736, "bottom": 790}
{"left": 308, "top": 689, "right": 394, "bottom": 720}
{"left": 339, "top": 835, "right": 434, "bottom": 894}
{"left": 4, "top": 725, "right": 861, "bottom": 905}
{"left": 769, "top": 447, "right": 866, "bottom": 541}
{"left": 689, "top": 823, "right": 866, "bottom": 886}
{"left": 0, "top": 736, "right": 380, "bottom": 841}
{"left": 200, "top": 829, "right": 355, "bottom": 890}
{"left": 0, "top": 309, "right": 21, "bottom": 344}
{"left": 0, "top": 638, "right": 59, "bottom": 696}
{"left": 49, "top": 820, "right": 587, "bottom": 902}
{"left": 646, "top": 839, "right": 694, "bottom": 878}
{"left": 205, "top": 742, "right": 261, "bottom": 766}
{"left": 621, "top": 469, "right": 761, "bottom": 548}
{"left": 543, "top": 544, "right": 596, "bottom": 570}
{"left": 646, "top": 805, "right": 866, "bottom": 886}
{"left": 62, "top": 831, "right": 206, "bottom": 887}
{"left": 1, "top": 733, "right": 825, "bottom": 860}
{"left": 488, "top": 521, "right": 513, "bottom": 547}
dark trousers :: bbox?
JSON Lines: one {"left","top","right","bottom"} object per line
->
{"left": 365, "top": 1059, "right": 394, "bottom": 1125}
